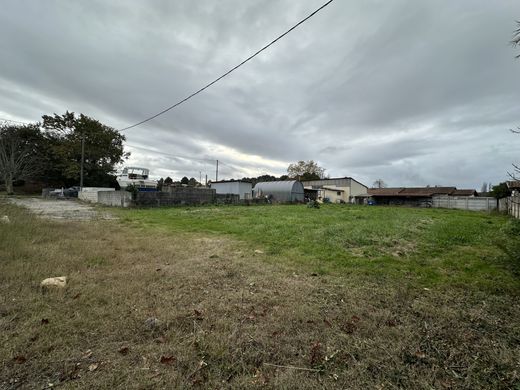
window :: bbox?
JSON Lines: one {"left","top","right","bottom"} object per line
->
{"left": 337, "top": 191, "right": 341, "bottom": 196}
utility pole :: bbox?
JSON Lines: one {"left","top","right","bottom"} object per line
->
{"left": 199, "top": 171, "right": 202, "bottom": 185}
{"left": 205, "top": 174, "right": 208, "bottom": 187}
{"left": 215, "top": 160, "right": 219, "bottom": 182}
{"left": 80, "top": 135, "right": 85, "bottom": 190}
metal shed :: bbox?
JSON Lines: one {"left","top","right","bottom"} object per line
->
{"left": 210, "top": 180, "right": 252, "bottom": 199}
{"left": 253, "top": 180, "right": 304, "bottom": 202}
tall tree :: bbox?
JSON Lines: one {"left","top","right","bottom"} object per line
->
{"left": 287, "top": 160, "right": 325, "bottom": 181}
{"left": 373, "top": 179, "right": 387, "bottom": 188}
{"left": 42, "top": 112, "right": 128, "bottom": 187}
{"left": 513, "top": 21, "right": 520, "bottom": 58}
{"left": 0, "top": 123, "right": 42, "bottom": 194}
{"left": 490, "top": 182, "right": 511, "bottom": 199}
{"left": 180, "top": 176, "right": 189, "bottom": 185}
{"left": 156, "top": 177, "right": 164, "bottom": 191}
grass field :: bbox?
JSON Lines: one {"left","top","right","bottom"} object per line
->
{"left": 117, "top": 204, "right": 519, "bottom": 292}
{"left": 1, "top": 200, "right": 519, "bottom": 389}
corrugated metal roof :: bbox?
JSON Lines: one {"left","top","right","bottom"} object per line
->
{"left": 323, "top": 186, "right": 345, "bottom": 192}
{"left": 301, "top": 177, "right": 367, "bottom": 189}
{"left": 211, "top": 180, "right": 251, "bottom": 184}
{"left": 368, "top": 188, "right": 404, "bottom": 196}
{"left": 253, "top": 180, "right": 304, "bottom": 193}
{"left": 368, "top": 187, "right": 474, "bottom": 197}
{"left": 451, "top": 189, "right": 477, "bottom": 196}
{"left": 399, "top": 187, "right": 456, "bottom": 196}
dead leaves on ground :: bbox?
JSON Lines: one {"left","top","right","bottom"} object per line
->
{"left": 159, "top": 355, "right": 176, "bottom": 365}
{"left": 13, "top": 355, "right": 26, "bottom": 364}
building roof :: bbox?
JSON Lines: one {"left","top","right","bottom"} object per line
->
{"left": 367, "top": 187, "right": 404, "bottom": 196}
{"left": 399, "top": 187, "right": 456, "bottom": 196}
{"left": 322, "top": 186, "right": 345, "bottom": 192}
{"left": 507, "top": 180, "right": 520, "bottom": 189}
{"left": 253, "top": 180, "right": 304, "bottom": 194}
{"left": 451, "top": 189, "right": 478, "bottom": 196}
{"left": 368, "top": 186, "right": 476, "bottom": 197}
{"left": 301, "top": 176, "right": 367, "bottom": 189}
{"left": 211, "top": 180, "right": 251, "bottom": 184}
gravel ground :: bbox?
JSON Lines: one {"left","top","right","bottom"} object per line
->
{"left": 7, "top": 197, "right": 115, "bottom": 221}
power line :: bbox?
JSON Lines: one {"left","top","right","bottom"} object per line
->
{"left": 118, "top": 0, "right": 334, "bottom": 132}
{"left": 126, "top": 143, "right": 253, "bottom": 178}
{"left": 126, "top": 143, "right": 215, "bottom": 163}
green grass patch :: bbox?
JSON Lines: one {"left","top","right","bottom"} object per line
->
{"left": 114, "top": 204, "right": 519, "bottom": 292}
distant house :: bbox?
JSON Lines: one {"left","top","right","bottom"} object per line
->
{"left": 301, "top": 177, "right": 368, "bottom": 203}
{"left": 507, "top": 180, "right": 520, "bottom": 196}
{"left": 451, "top": 189, "right": 478, "bottom": 197}
{"left": 368, "top": 187, "right": 477, "bottom": 207}
{"left": 210, "top": 180, "right": 252, "bottom": 200}
{"left": 320, "top": 186, "right": 347, "bottom": 203}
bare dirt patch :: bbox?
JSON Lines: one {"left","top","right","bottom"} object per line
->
{"left": 7, "top": 197, "right": 114, "bottom": 221}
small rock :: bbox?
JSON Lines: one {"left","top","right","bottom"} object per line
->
{"left": 145, "top": 317, "right": 160, "bottom": 330}
{"left": 254, "top": 249, "right": 264, "bottom": 254}
{"left": 82, "top": 349, "right": 93, "bottom": 359}
{"left": 40, "top": 276, "right": 67, "bottom": 289}
{"left": 1, "top": 215, "right": 10, "bottom": 223}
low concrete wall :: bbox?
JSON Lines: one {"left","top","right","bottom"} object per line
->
{"left": 78, "top": 187, "right": 115, "bottom": 203}
{"left": 215, "top": 193, "right": 240, "bottom": 204}
{"left": 98, "top": 190, "right": 133, "bottom": 207}
{"left": 432, "top": 196, "right": 497, "bottom": 212}
{"left": 136, "top": 187, "right": 216, "bottom": 206}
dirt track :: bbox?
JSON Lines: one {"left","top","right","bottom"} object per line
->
{"left": 7, "top": 197, "right": 114, "bottom": 221}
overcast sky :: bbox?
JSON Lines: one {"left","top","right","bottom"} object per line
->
{"left": 1, "top": 0, "right": 519, "bottom": 188}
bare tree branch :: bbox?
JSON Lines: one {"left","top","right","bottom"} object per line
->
{"left": 0, "top": 124, "right": 41, "bottom": 194}
{"left": 513, "top": 20, "right": 520, "bottom": 58}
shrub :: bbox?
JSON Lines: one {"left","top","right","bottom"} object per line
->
{"left": 307, "top": 200, "right": 320, "bottom": 209}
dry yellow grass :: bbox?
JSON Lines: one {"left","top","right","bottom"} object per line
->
{"left": 1, "top": 200, "right": 519, "bottom": 389}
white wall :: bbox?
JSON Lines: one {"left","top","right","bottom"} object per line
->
{"left": 98, "top": 191, "right": 132, "bottom": 207}
{"left": 211, "top": 182, "right": 252, "bottom": 199}
{"left": 350, "top": 180, "right": 368, "bottom": 198}
{"left": 78, "top": 188, "right": 115, "bottom": 203}
{"left": 432, "top": 196, "right": 497, "bottom": 211}
{"left": 321, "top": 188, "right": 348, "bottom": 203}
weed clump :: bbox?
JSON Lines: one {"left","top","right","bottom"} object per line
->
{"left": 496, "top": 219, "right": 520, "bottom": 272}
{"left": 307, "top": 200, "right": 320, "bottom": 209}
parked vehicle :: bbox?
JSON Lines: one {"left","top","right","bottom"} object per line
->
{"left": 48, "top": 186, "right": 80, "bottom": 198}
{"left": 116, "top": 167, "right": 157, "bottom": 190}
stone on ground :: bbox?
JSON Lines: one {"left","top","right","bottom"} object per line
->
{"left": 40, "top": 276, "right": 67, "bottom": 289}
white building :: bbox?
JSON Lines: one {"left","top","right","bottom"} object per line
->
{"left": 210, "top": 180, "right": 252, "bottom": 199}
{"left": 301, "top": 177, "right": 368, "bottom": 203}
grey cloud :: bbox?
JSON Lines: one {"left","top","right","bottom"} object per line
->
{"left": 1, "top": 0, "right": 519, "bottom": 187}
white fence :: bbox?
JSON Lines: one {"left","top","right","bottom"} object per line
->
{"left": 432, "top": 196, "right": 497, "bottom": 212}
{"left": 507, "top": 195, "right": 520, "bottom": 219}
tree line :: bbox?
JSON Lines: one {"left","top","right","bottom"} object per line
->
{"left": 0, "top": 112, "right": 127, "bottom": 194}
